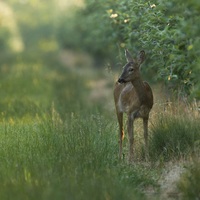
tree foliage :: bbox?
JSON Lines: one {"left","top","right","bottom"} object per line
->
{"left": 1, "top": 0, "right": 200, "bottom": 98}
{"left": 58, "top": 0, "right": 200, "bottom": 98}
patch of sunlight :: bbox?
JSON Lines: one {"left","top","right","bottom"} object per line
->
{"left": 9, "top": 117, "right": 15, "bottom": 125}
{"left": 187, "top": 44, "right": 193, "bottom": 51}
{"left": 0, "top": 1, "right": 24, "bottom": 52}
{"left": 0, "top": 114, "right": 48, "bottom": 125}
{"left": 32, "top": 64, "right": 42, "bottom": 73}
{"left": 24, "top": 168, "right": 32, "bottom": 183}
{"left": 38, "top": 39, "right": 59, "bottom": 53}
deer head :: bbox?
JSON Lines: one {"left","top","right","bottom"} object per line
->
{"left": 118, "top": 50, "right": 145, "bottom": 83}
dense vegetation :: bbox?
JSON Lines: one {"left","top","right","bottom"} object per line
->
{"left": 0, "top": 0, "right": 200, "bottom": 199}
{"left": 59, "top": 0, "right": 200, "bottom": 98}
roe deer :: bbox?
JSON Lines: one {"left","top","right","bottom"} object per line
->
{"left": 114, "top": 49, "right": 153, "bottom": 162}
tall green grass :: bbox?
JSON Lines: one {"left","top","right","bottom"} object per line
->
{"left": 0, "top": 55, "right": 157, "bottom": 199}
{"left": 149, "top": 113, "right": 200, "bottom": 161}
{"left": 0, "top": 112, "right": 158, "bottom": 200}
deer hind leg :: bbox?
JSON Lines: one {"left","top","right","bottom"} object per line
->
{"left": 143, "top": 118, "right": 149, "bottom": 160}
{"left": 117, "top": 112, "right": 124, "bottom": 160}
{"left": 127, "top": 114, "right": 134, "bottom": 162}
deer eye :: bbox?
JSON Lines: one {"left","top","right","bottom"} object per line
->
{"left": 128, "top": 67, "right": 134, "bottom": 72}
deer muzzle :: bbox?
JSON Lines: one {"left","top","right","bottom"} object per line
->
{"left": 118, "top": 78, "right": 126, "bottom": 83}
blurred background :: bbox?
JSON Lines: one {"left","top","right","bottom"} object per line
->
{"left": 0, "top": 0, "right": 200, "bottom": 120}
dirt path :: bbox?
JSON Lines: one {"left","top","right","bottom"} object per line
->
{"left": 59, "top": 49, "right": 115, "bottom": 111}
{"left": 158, "top": 163, "right": 185, "bottom": 199}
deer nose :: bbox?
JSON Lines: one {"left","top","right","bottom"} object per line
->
{"left": 118, "top": 78, "right": 125, "bottom": 83}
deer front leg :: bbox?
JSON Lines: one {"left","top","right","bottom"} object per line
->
{"left": 117, "top": 112, "right": 124, "bottom": 160}
{"left": 127, "top": 114, "right": 134, "bottom": 162}
{"left": 143, "top": 118, "right": 149, "bottom": 160}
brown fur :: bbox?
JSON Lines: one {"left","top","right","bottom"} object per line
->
{"left": 114, "top": 50, "right": 153, "bottom": 162}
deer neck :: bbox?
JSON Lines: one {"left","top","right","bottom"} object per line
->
{"left": 131, "top": 77, "right": 147, "bottom": 104}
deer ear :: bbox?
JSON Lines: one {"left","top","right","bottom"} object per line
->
{"left": 125, "top": 49, "right": 134, "bottom": 62}
{"left": 137, "top": 50, "right": 145, "bottom": 65}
